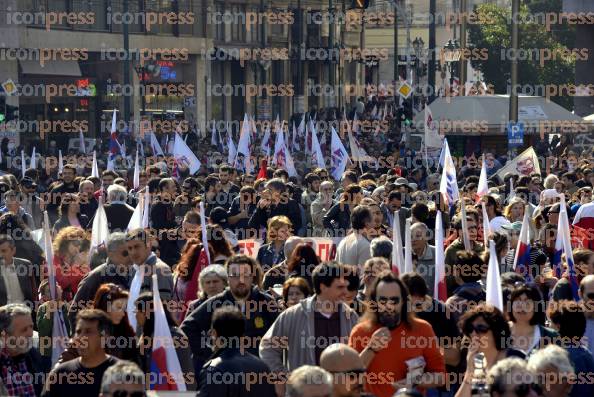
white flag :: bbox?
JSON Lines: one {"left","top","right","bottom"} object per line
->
{"left": 424, "top": 105, "right": 442, "bottom": 149}
{"left": 58, "top": 150, "right": 63, "bottom": 174}
{"left": 150, "top": 273, "right": 187, "bottom": 390}
{"left": 79, "top": 129, "right": 86, "bottom": 154}
{"left": 392, "top": 211, "right": 405, "bottom": 274}
{"left": 91, "top": 151, "right": 99, "bottom": 178}
{"left": 133, "top": 149, "right": 140, "bottom": 189}
{"left": 434, "top": 210, "right": 447, "bottom": 301}
{"left": 261, "top": 126, "right": 271, "bottom": 156}
{"left": 30, "top": 147, "right": 36, "bottom": 169}
{"left": 439, "top": 139, "right": 460, "bottom": 207}
{"left": 127, "top": 193, "right": 144, "bottom": 232}
{"left": 43, "top": 211, "right": 69, "bottom": 365}
{"left": 460, "top": 201, "right": 472, "bottom": 251}
{"left": 227, "top": 132, "right": 237, "bottom": 166}
{"left": 481, "top": 201, "right": 491, "bottom": 248}
{"left": 235, "top": 114, "right": 252, "bottom": 173}
{"left": 404, "top": 218, "right": 413, "bottom": 274}
{"left": 199, "top": 201, "right": 211, "bottom": 265}
{"left": 173, "top": 133, "right": 201, "bottom": 174}
{"left": 127, "top": 263, "right": 145, "bottom": 332}
{"left": 486, "top": 239, "right": 503, "bottom": 311}
{"left": 21, "top": 150, "right": 26, "bottom": 177}
{"left": 477, "top": 157, "right": 489, "bottom": 199}
{"left": 309, "top": 121, "right": 326, "bottom": 169}
{"left": 142, "top": 188, "right": 150, "bottom": 228}
{"left": 494, "top": 147, "right": 541, "bottom": 179}
{"left": 150, "top": 132, "right": 164, "bottom": 156}
{"left": 330, "top": 126, "right": 349, "bottom": 180}
{"left": 89, "top": 197, "right": 110, "bottom": 260}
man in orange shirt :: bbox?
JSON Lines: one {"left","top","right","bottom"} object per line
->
{"left": 348, "top": 272, "right": 445, "bottom": 397}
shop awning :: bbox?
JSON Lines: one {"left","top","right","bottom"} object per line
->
{"left": 19, "top": 60, "right": 82, "bottom": 76}
{"left": 414, "top": 95, "right": 586, "bottom": 135}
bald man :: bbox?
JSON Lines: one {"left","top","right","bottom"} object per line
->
{"left": 320, "top": 343, "right": 366, "bottom": 397}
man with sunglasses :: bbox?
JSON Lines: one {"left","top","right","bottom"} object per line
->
{"left": 320, "top": 343, "right": 366, "bottom": 397}
{"left": 99, "top": 360, "right": 145, "bottom": 397}
{"left": 69, "top": 233, "right": 133, "bottom": 324}
{"left": 349, "top": 272, "right": 445, "bottom": 397}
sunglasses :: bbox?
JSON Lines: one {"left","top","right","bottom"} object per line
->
{"left": 465, "top": 323, "right": 490, "bottom": 335}
{"left": 377, "top": 296, "right": 401, "bottom": 305}
{"left": 513, "top": 383, "right": 542, "bottom": 397}
{"left": 112, "top": 391, "right": 146, "bottom": 397}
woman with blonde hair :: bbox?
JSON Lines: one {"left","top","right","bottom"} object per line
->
{"left": 49, "top": 226, "right": 90, "bottom": 301}
{"left": 504, "top": 196, "right": 526, "bottom": 223}
{"left": 256, "top": 215, "right": 293, "bottom": 272}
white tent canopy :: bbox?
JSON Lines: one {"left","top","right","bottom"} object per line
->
{"left": 414, "top": 95, "right": 586, "bottom": 135}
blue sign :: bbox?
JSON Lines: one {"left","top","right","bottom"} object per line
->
{"left": 507, "top": 122, "right": 524, "bottom": 147}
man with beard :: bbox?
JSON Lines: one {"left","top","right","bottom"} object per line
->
{"left": 42, "top": 309, "right": 120, "bottom": 396}
{"left": 320, "top": 343, "right": 366, "bottom": 397}
{"left": 302, "top": 173, "right": 321, "bottom": 231}
{"left": 0, "top": 303, "right": 44, "bottom": 396}
{"left": 181, "top": 255, "right": 279, "bottom": 376}
{"left": 348, "top": 272, "right": 445, "bottom": 397}
{"left": 218, "top": 165, "right": 240, "bottom": 209}
{"left": 45, "top": 164, "right": 78, "bottom": 224}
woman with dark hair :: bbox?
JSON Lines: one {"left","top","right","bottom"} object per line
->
{"left": 286, "top": 243, "right": 319, "bottom": 288}
{"left": 323, "top": 184, "right": 364, "bottom": 237}
{"left": 135, "top": 292, "right": 196, "bottom": 390}
{"left": 282, "top": 277, "right": 312, "bottom": 308}
{"left": 206, "top": 223, "right": 234, "bottom": 264}
{"left": 455, "top": 304, "right": 525, "bottom": 397}
{"left": 58, "top": 283, "right": 139, "bottom": 364}
{"left": 52, "top": 193, "right": 89, "bottom": 234}
{"left": 507, "top": 283, "right": 558, "bottom": 356}
{"left": 172, "top": 239, "right": 210, "bottom": 322}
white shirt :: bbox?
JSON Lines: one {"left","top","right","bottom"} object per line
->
{"left": 1, "top": 260, "right": 24, "bottom": 304}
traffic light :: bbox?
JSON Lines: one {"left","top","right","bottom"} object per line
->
{"left": 352, "top": 0, "right": 369, "bottom": 9}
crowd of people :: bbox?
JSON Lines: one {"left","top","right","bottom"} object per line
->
{"left": 1, "top": 101, "right": 594, "bottom": 397}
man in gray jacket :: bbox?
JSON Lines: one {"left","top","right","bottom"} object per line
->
{"left": 259, "top": 262, "right": 359, "bottom": 375}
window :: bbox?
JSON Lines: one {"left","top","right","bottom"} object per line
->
{"left": 230, "top": 4, "right": 245, "bottom": 43}
{"left": 214, "top": 2, "right": 225, "bottom": 41}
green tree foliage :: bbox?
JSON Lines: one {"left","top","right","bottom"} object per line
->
{"left": 467, "top": 3, "right": 575, "bottom": 110}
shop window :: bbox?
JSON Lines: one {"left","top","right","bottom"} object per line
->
{"left": 71, "top": 0, "right": 108, "bottom": 30}
{"left": 214, "top": 2, "right": 225, "bottom": 41}
{"left": 230, "top": 4, "right": 245, "bottom": 43}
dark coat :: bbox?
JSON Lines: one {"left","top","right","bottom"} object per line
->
{"left": 103, "top": 202, "right": 135, "bottom": 233}
{"left": 181, "top": 287, "right": 279, "bottom": 376}
{"left": 322, "top": 203, "right": 351, "bottom": 237}
{"left": 248, "top": 199, "right": 302, "bottom": 234}
{"left": 199, "top": 347, "right": 276, "bottom": 397}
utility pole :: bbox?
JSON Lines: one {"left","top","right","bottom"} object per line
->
{"left": 459, "top": 0, "right": 467, "bottom": 95}
{"left": 509, "top": 0, "right": 519, "bottom": 123}
{"left": 428, "top": 0, "right": 436, "bottom": 102}
{"left": 328, "top": 0, "right": 335, "bottom": 108}
{"left": 393, "top": 0, "right": 399, "bottom": 83}
{"left": 509, "top": 0, "right": 519, "bottom": 154}
{"left": 123, "top": 0, "right": 131, "bottom": 131}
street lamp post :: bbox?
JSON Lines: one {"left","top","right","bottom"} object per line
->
{"left": 413, "top": 37, "right": 424, "bottom": 111}
{"left": 134, "top": 65, "right": 146, "bottom": 117}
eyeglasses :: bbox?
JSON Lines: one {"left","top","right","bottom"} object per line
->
{"left": 112, "top": 391, "right": 146, "bottom": 397}
{"left": 228, "top": 273, "right": 253, "bottom": 279}
{"left": 513, "top": 383, "right": 542, "bottom": 397}
{"left": 377, "top": 296, "right": 401, "bottom": 305}
{"left": 464, "top": 323, "right": 490, "bottom": 335}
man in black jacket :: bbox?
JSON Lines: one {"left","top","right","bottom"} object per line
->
{"left": 199, "top": 306, "right": 276, "bottom": 397}
{"left": 181, "top": 255, "right": 279, "bottom": 376}
{"left": 44, "top": 164, "right": 78, "bottom": 224}
{"left": 248, "top": 178, "right": 302, "bottom": 235}
{"left": 103, "top": 184, "right": 134, "bottom": 233}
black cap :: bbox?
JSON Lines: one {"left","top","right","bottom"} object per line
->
{"left": 20, "top": 177, "right": 37, "bottom": 188}
{"left": 209, "top": 207, "right": 228, "bottom": 225}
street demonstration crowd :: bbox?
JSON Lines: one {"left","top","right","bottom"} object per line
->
{"left": 2, "top": 102, "right": 594, "bottom": 397}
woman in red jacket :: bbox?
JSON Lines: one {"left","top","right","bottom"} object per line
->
{"left": 50, "top": 226, "right": 90, "bottom": 301}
